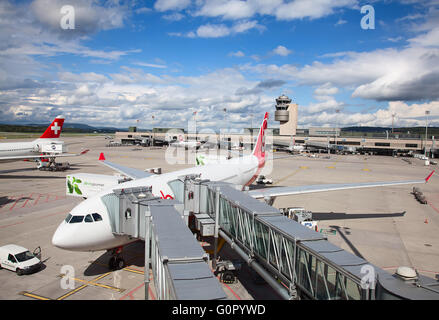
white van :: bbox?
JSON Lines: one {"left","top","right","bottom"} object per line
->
{"left": 0, "top": 245, "right": 42, "bottom": 276}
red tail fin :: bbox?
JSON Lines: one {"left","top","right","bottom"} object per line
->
{"left": 39, "top": 116, "right": 64, "bottom": 139}
{"left": 425, "top": 170, "right": 435, "bottom": 183}
{"left": 252, "top": 112, "right": 269, "bottom": 167}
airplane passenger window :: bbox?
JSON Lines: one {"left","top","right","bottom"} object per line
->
{"left": 84, "top": 214, "right": 93, "bottom": 223}
{"left": 69, "top": 216, "right": 84, "bottom": 223}
{"left": 92, "top": 213, "right": 103, "bottom": 221}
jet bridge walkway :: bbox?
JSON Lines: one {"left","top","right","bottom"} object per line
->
{"left": 102, "top": 178, "right": 439, "bottom": 300}
{"left": 101, "top": 187, "right": 227, "bottom": 300}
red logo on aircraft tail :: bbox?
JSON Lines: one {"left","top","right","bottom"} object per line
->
{"left": 40, "top": 116, "right": 65, "bottom": 139}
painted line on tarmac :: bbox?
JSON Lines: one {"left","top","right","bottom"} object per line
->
{"left": 0, "top": 192, "right": 67, "bottom": 213}
{"left": 124, "top": 267, "right": 144, "bottom": 275}
{"left": 428, "top": 201, "right": 439, "bottom": 215}
{"left": 21, "top": 193, "right": 34, "bottom": 208}
{"left": 120, "top": 271, "right": 155, "bottom": 300}
{"left": 274, "top": 167, "right": 304, "bottom": 186}
{"left": 72, "top": 276, "right": 125, "bottom": 293}
{"left": 8, "top": 194, "right": 23, "bottom": 211}
{"left": 56, "top": 272, "right": 111, "bottom": 300}
{"left": 0, "top": 221, "right": 24, "bottom": 229}
{"left": 20, "top": 291, "right": 52, "bottom": 301}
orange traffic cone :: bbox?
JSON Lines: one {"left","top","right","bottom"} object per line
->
{"left": 99, "top": 153, "right": 105, "bottom": 161}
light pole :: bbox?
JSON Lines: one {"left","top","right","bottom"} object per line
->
{"left": 425, "top": 110, "right": 430, "bottom": 157}
{"left": 392, "top": 113, "right": 396, "bottom": 135}
{"left": 193, "top": 110, "right": 197, "bottom": 141}
{"left": 335, "top": 109, "right": 340, "bottom": 149}
{"left": 151, "top": 115, "right": 155, "bottom": 146}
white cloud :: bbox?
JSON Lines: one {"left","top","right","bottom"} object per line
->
{"left": 193, "top": 0, "right": 357, "bottom": 21}
{"left": 133, "top": 62, "right": 168, "bottom": 69}
{"left": 30, "top": 0, "right": 129, "bottom": 36}
{"left": 244, "top": 45, "right": 439, "bottom": 101}
{"left": 154, "top": 0, "right": 191, "bottom": 12}
{"left": 314, "top": 83, "right": 339, "bottom": 96}
{"left": 196, "top": 24, "right": 231, "bottom": 38}
{"left": 272, "top": 45, "right": 292, "bottom": 56}
{"left": 408, "top": 26, "right": 439, "bottom": 47}
{"left": 162, "top": 12, "right": 185, "bottom": 21}
{"left": 335, "top": 19, "right": 347, "bottom": 26}
{"left": 229, "top": 50, "right": 245, "bottom": 57}
{"left": 171, "top": 20, "right": 263, "bottom": 38}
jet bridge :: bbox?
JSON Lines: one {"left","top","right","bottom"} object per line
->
{"left": 102, "top": 178, "right": 439, "bottom": 300}
{"left": 176, "top": 176, "right": 439, "bottom": 300}
{"left": 101, "top": 186, "right": 226, "bottom": 300}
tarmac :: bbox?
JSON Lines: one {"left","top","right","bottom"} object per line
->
{"left": 0, "top": 135, "right": 438, "bottom": 300}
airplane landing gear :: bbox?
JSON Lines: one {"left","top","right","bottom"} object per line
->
{"left": 108, "top": 246, "right": 125, "bottom": 270}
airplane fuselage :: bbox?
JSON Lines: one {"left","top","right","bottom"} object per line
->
{"left": 0, "top": 138, "right": 62, "bottom": 162}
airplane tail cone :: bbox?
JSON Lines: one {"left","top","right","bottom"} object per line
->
{"left": 99, "top": 153, "right": 106, "bottom": 161}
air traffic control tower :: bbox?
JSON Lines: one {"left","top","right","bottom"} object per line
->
{"left": 274, "top": 95, "right": 298, "bottom": 136}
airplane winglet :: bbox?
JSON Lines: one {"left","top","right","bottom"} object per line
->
{"left": 425, "top": 170, "right": 435, "bottom": 183}
{"left": 99, "top": 152, "right": 106, "bottom": 161}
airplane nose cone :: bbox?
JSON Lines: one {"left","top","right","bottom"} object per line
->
{"left": 52, "top": 225, "right": 65, "bottom": 248}
{"left": 52, "top": 223, "right": 73, "bottom": 250}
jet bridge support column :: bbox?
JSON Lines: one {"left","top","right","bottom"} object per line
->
{"left": 213, "top": 187, "right": 220, "bottom": 269}
{"left": 144, "top": 207, "right": 151, "bottom": 300}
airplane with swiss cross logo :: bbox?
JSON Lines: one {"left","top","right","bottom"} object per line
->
{"left": 0, "top": 115, "right": 89, "bottom": 169}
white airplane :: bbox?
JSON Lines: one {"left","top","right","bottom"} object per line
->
{"left": 52, "top": 112, "right": 435, "bottom": 269}
{"left": 287, "top": 144, "right": 305, "bottom": 153}
{"left": 275, "top": 137, "right": 305, "bottom": 153}
{"left": 0, "top": 116, "right": 89, "bottom": 169}
{"left": 170, "top": 134, "right": 201, "bottom": 149}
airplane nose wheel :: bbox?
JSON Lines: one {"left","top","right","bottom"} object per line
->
{"left": 108, "top": 246, "right": 126, "bottom": 270}
{"left": 109, "top": 256, "right": 125, "bottom": 270}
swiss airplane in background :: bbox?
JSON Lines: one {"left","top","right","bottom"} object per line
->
{"left": 52, "top": 112, "right": 435, "bottom": 269}
{"left": 0, "top": 116, "right": 88, "bottom": 169}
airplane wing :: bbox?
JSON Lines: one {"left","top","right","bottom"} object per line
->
{"left": 248, "top": 171, "right": 435, "bottom": 199}
{"left": 0, "top": 149, "right": 90, "bottom": 163}
{"left": 99, "top": 160, "right": 153, "bottom": 180}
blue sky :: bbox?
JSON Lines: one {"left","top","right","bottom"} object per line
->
{"left": 0, "top": 0, "right": 439, "bottom": 131}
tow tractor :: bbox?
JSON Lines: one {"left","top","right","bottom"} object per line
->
{"left": 37, "top": 158, "right": 70, "bottom": 171}
{"left": 214, "top": 259, "right": 242, "bottom": 284}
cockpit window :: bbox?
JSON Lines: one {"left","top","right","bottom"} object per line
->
{"left": 92, "top": 213, "right": 103, "bottom": 221}
{"left": 65, "top": 213, "right": 72, "bottom": 223}
{"left": 69, "top": 216, "right": 84, "bottom": 223}
{"left": 84, "top": 214, "right": 93, "bottom": 223}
